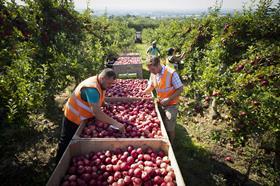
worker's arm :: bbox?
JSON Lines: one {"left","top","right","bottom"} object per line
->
{"left": 143, "top": 84, "right": 154, "bottom": 95}
{"left": 146, "top": 47, "right": 151, "bottom": 54}
{"left": 180, "top": 52, "right": 186, "bottom": 59}
{"left": 167, "top": 86, "right": 183, "bottom": 101}
{"left": 174, "top": 52, "right": 185, "bottom": 62}
{"left": 82, "top": 88, "right": 125, "bottom": 132}
{"left": 90, "top": 103, "right": 125, "bottom": 132}
{"left": 179, "top": 52, "right": 186, "bottom": 60}
{"left": 143, "top": 76, "right": 155, "bottom": 94}
{"left": 157, "top": 48, "right": 161, "bottom": 55}
{"left": 159, "top": 86, "right": 183, "bottom": 106}
{"left": 172, "top": 55, "right": 183, "bottom": 64}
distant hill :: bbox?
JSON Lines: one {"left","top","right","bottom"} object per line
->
{"left": 77, "top": 8, "right": 238, "bottom": 18}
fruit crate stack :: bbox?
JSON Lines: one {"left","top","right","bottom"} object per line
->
{"left": 113, "top": 54, "right": 143, "bottom": 78}
{"left": 47, "top": 78, "right": 185, "bottom": 185}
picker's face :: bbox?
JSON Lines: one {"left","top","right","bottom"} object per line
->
{"left": 148, "top": 64, "right": 159, "bottom": 75}
{"left": 152, "top": 44, "right": 156, "bottom": 48}
{"left": 100, "top": 77, "right": 114, "bottom": 90}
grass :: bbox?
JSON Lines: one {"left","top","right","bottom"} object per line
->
{"left": 172, "top": 107, "right": 279, "bottom": 185}
{"left": 0, "top": 86, "right": 73, "bottom": 186}
{"left": 0, "top": 114, "right": 59, "bottom": 185}
{"left": 134, "top": 43, "right": 149, "bottom": 62}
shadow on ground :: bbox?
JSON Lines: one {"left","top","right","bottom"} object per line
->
{"left": 173, "top": 123, "right": 261, "bottom": 186}
{"left": 0, "top": 97, "right": 63, "bottom": 186}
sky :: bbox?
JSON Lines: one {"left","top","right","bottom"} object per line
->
{"left": 73, "top": 0, "right": 278, "bottom": 11}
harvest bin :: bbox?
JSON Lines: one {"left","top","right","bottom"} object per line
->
{"left": 119, "top": 53, "right": 140, "bottom": 57}
{"left": 105, "top": 79, "right": 151, "bottom": 98}
{"left": 72, "top": 98, "right": 169, "bottom": 140}
{"left": 113, "top": 63, "right": 143, "bottom": 79}
{"left": 47, "top": 139, "right": 185, "bottom": 186}
{"left": 112, "top": 54, "right": 143, "bottom": 79}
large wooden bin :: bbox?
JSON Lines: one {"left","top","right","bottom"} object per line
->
{"left": 113, "top": 63, "right": 143, "bottom": 79}
{"left": 47, "top": 140, "right": 185, "bottom": 186}
{"left": 113, "top": 54, "right": 143, "bottom": 78}
{"left": 72, "top": 98, "right": 169, "bottom": 141}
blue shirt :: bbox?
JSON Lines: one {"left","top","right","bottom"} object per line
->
{"left": 80, "top": 88, "right": 100, "bottom": 104}
{"left": 147, "top": 46, "right": 160, "bottom": 56}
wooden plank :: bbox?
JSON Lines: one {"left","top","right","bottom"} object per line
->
{"left": 154, "top": 99, "right": 170, "bottom": 141}
{"left": 47, "top": 139, "right": 185, "bottom": 186}
{"left": 119, "top": 53, "right": 140, "bottom": 57}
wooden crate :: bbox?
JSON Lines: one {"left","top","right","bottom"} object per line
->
{"left": 113, "top": 63, "right": 143, "bottom": 79}
{"left": 119, "top": 53, "right": 140, "bottom": 57}
{"left": 118, "top": 73, "right": 138, "bottom": 79}
{"left": 72, "top": 97, "right": 169, "bottom": 140}
{"left": 105, "top": 79, "right": 151, "bottom": 98}
{"left": 47, "top": 139, "right": 185, "bottom": 186}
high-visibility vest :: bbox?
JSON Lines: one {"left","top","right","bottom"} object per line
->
{"left": 166, "top": 57, "right": 173, "bottom": 69}
{"left": 151, "top": 66, "right": 179, "bottom": 106}
{"left": 166, "top": 56, "right": 178, "bottom": 70}
{"left": 64, "top": 76, "right": 105, "bottom": 125}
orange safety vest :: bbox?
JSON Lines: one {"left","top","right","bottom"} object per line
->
{"left": 64, "top": 76, "right": 105, "bottom": 125}
{"left": 151, "top": 66, "right": 179, "bottom": 106}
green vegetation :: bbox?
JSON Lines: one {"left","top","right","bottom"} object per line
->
{"left": 0, "top": 0, "right": 279, "bottom": 185}
{"left": 142, "top": 1, "right": 280, "bottom": 185}
{"left": 0, "top": 1, "right": 134, "bottom": 127}
{"left": 144, "top": 0, "right": 280, "bottom": 148}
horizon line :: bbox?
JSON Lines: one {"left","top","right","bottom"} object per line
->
{"left": 76, "top": 8, "right": 242, "bottom": 11}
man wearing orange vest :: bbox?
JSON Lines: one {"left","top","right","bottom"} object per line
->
{"left": 56, "top": 69, "right": 125, "bottom": 163}
{"left": 143, "top": 57, "right": 183, "bottom": 144}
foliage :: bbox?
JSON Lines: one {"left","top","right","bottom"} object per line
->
{"left": 0, "top": 0, "right": 134, "bottom": 126}
{"left": 143, "top": 1, "right": 280, "bottom": 146}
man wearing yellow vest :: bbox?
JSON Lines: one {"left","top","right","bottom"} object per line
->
{"left": 55, "top": 69, "right": 125, "bottom": 163}
{"left": 166, "top": 47, "right": 186, "bottom": 70}
{"left": 143, "top": 57, "right": 183, "bottom": 144}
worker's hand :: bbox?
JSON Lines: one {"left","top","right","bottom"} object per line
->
{"left": 113, "top": 122, "right": 126, "bottom": 133}
{"left": 103, "top": 101, "right": 110, "bottom": 107}
{"left": 159, "top": 98, "right": 170, "bottom": 106}
{"left": 155, "top": 98, "right": 161, "bottom": 104}
{"left": 182, "top": 52, "right": 186, "bottom": 57}
{"left": 142, "top": 89, "right": 149, "bottom": 95}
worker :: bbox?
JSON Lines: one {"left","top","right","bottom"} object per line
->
{"left": 55, "top": 68, "right": 125, "bottom": 163}
{"left": 143, "top": 56, "right": 183, "bottom": 144}
{"left": 166, "top": 47, "right": 186, "bottom": 70}
{"left": 146, "top": 40, "right": 161, "bottom": 57}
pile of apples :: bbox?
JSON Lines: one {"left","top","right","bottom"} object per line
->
{"left": 115, "top": 56, "right": 141, "bottom": 65}
{"left": 106, "top": 79, "right": 151, "bottom": 98}
{"left": 80, "top": 100, "right": 162, "bottom": 138}
{"left": 60, "top": 146, "right": 176, "bottom": 186}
